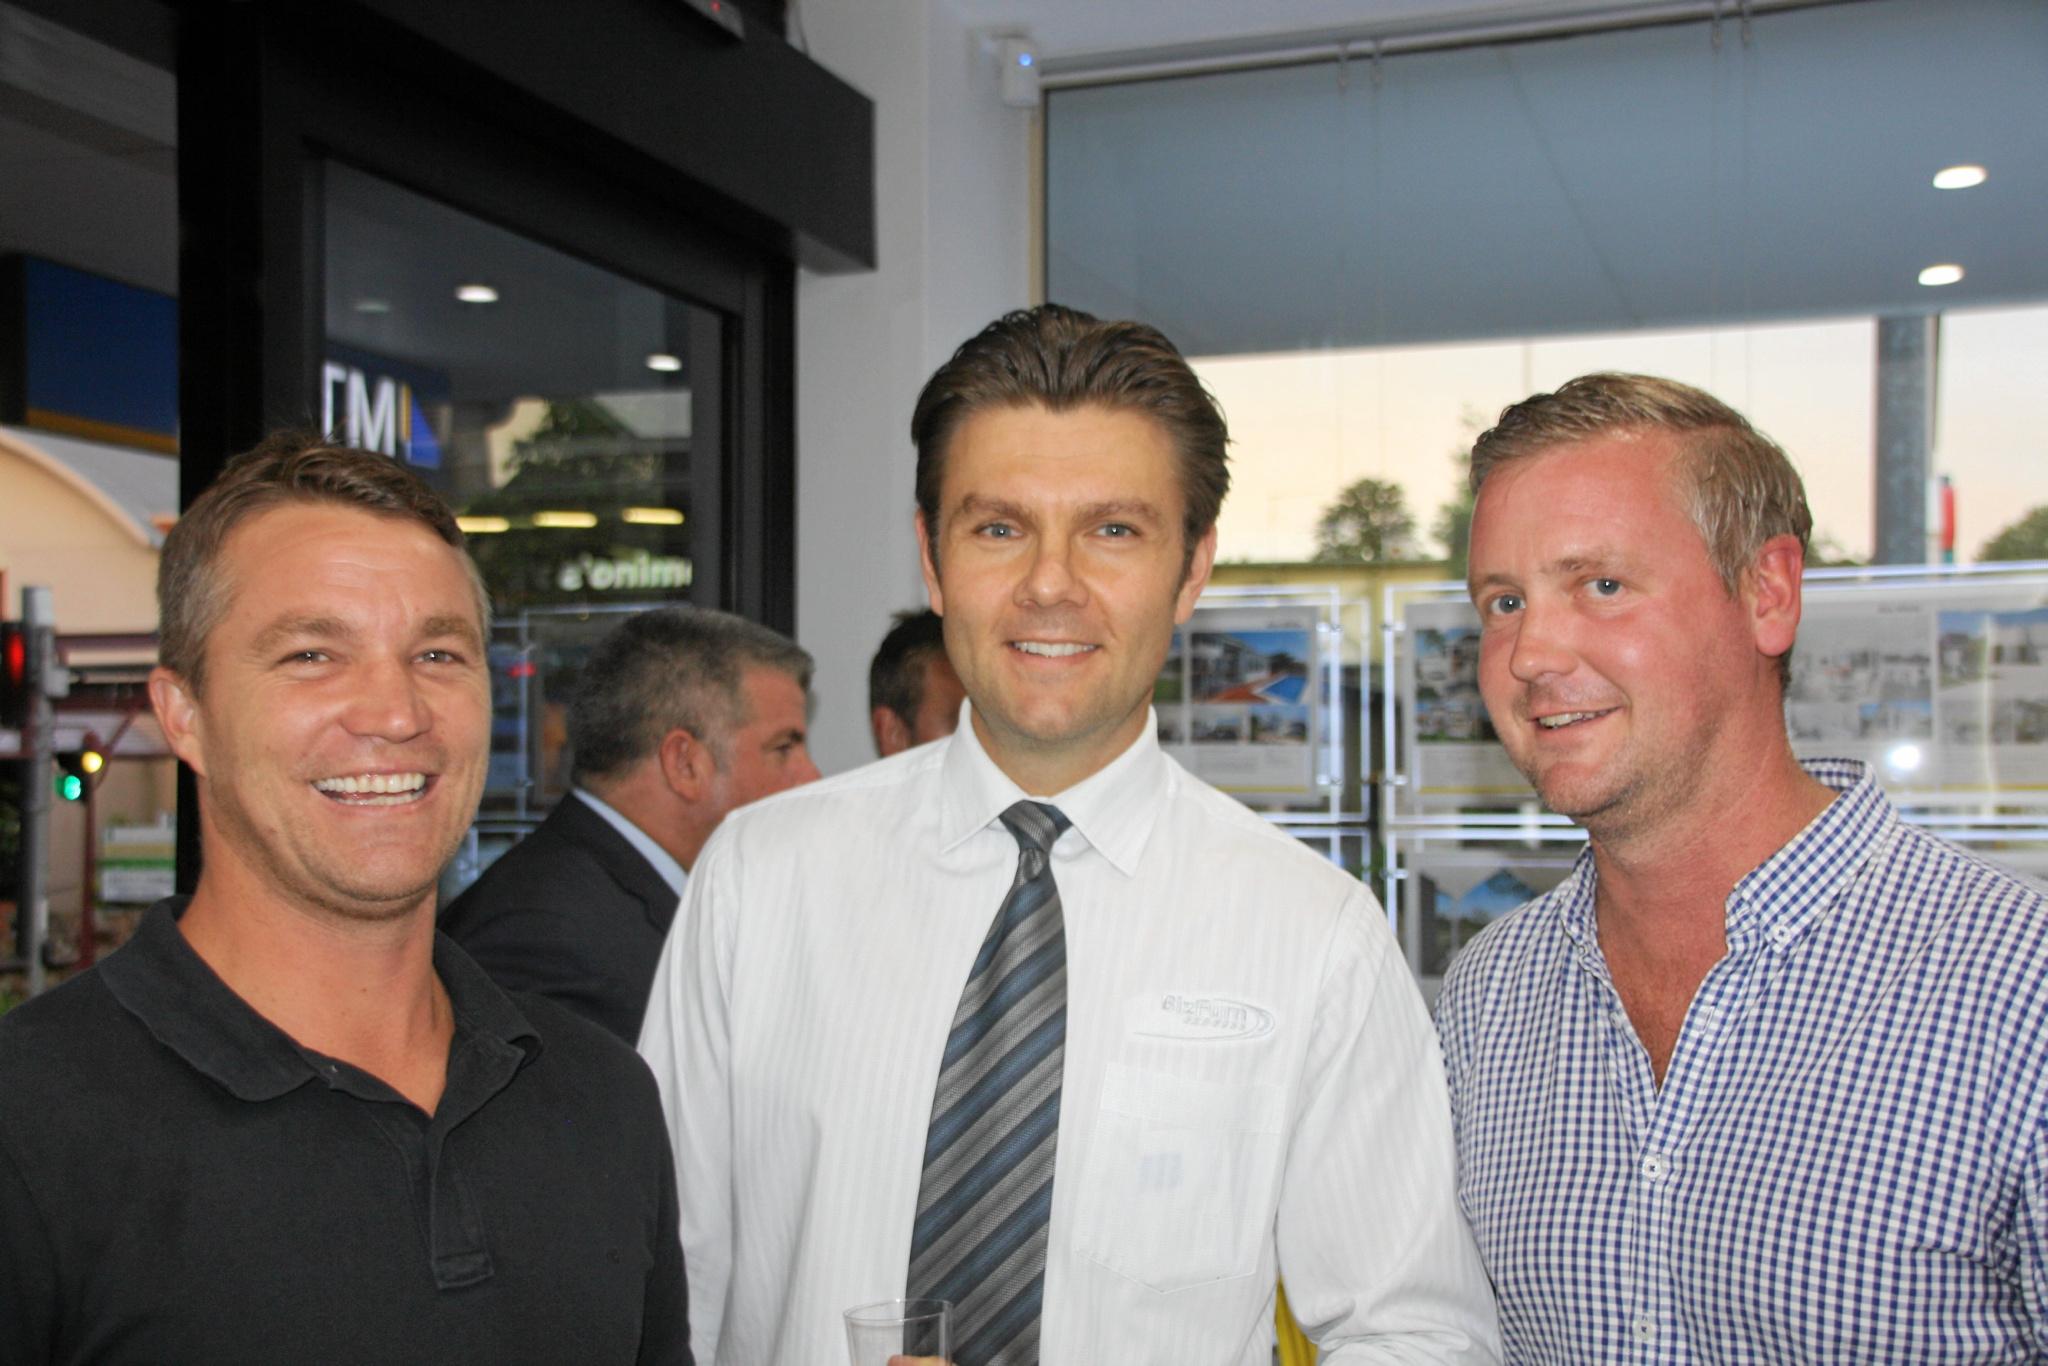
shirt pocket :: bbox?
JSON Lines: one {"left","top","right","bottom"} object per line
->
{"left": 1071, "top": 1061, "right": 1288, "bottom": 1295}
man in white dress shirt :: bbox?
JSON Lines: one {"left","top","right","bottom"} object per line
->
{"left": 639, "top": 305, "right": 1499, "bottom": 1365}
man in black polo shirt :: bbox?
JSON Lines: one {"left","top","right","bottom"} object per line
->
{"left": 0, "top": 434, "right": 690, "bottom": 1364}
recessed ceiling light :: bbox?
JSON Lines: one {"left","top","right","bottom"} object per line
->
{"left": 645, "top": 352, "right": 683, "bottom": 373}
{"left": 531, "top": 510, "right": 598, "bottom": 529}
{"left": 1932, "top": 164, "right": 1987, "bottom": 190}
{"left": 623, "top": 506, "right": 686, "bottom": 525}
{"left": 456, "top": 515, "right": 510, "bottom": 534}
{"left": 455, "top": 283, "right": 499, "bottom": 304}
{"left": 353, "top": 298, "right": 392, "bottom": 315}
{"left": 1918, "top": 264, "right": 1965, "bottom": 287}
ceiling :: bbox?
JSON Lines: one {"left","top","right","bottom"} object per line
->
{"left": 940, "top": 0, "right": 1643, "bottom": 65}
{"left": 2, "top": 0, "right": 2039, "bottom": 392}
{"left": 1041, "top": 0, "right": 2048, "bottom": 357}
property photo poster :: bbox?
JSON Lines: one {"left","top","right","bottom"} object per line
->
{"left": 1399, "top": 598, "right": 1531, "bottom": 813}
{"left": 1391, "top": 838, "right": 1582, "bottom": 993}
{"left": 1156, "top": 605, "right": 1322, "bottom": 797}
{"left": 1788, "top": 583, "right": 2048, "bottom": 800}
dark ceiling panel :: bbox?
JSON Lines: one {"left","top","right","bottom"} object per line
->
{"left": 1048, "top": 0, "right": 2048, "bottom": 356}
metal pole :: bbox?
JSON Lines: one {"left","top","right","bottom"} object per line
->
{"left": 18, "top": 586, "right": 54, "bottom": 995}
{"left": 1873, "top": 314, "right": 1938, "bottom": 565}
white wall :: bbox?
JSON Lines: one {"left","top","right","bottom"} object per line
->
{"left": 793, "top": 0, "right": 1033, "bottom": 776}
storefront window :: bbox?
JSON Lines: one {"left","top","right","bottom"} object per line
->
{"left": 324, "top": 163, "right": 726, "bottom": 816}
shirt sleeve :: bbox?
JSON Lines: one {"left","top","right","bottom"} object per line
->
{"left": 638, "top": 830, "right": 739, "bottom": 1366}
{"left": 1275, "top": 889, "right": 1502, "bottom": 1363}
{"left": 2020, "top": 1109, "right": 2048, "bottom": 1341}
{"left": 0, "top": 1133, "right": 59, "bottom": 1363}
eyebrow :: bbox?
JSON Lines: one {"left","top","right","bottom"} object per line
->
{"left": 1076, "top": 498, "right": 1166, "bottom": 526}
{"left": 1468, "top": 549, "right": 1626, "bottom": 596}
{"left": 420, "top": 615, "right": 486, "bottom": 651}
{"left": 954, "top": 494, "right": 1030, "bottom": 523}
{"left": 247, "top": 613, "right": 483, "bottom": 656}
{"left": 249, "top": 615, "right": 355, "bottom": 656}
{"left": 951, "top": 494, "right": 1167, "bottom": 526}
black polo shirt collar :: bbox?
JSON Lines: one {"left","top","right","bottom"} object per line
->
{"left": 99, "top": 897, "right": 542, "bottom": 1106}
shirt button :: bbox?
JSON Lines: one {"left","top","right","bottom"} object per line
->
{"left": 1633, "top": 1311, "right": 1656, "bottom": 1343}
{"left": 1641, "top": 1151, "right": 1669, "bottom": 1182}
{"left": 1770, "top": 924, "right": 1794, "bottom": 949}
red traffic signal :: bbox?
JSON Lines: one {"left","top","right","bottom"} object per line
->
{"left": 0, "top": 621, "right": 26, "bottom": 730}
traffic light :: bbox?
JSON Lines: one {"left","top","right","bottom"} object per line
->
{"left": 0, "top": 621, "right": 26, "bottom": 729}
{"left": 55, "top": 734, "right": 103, "bottom": 802}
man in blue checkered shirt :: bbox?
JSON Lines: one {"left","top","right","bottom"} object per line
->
{"left": 1435, "top": 372, "right": 2048, "bottom": 1362}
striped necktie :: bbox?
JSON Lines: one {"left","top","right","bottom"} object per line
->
{"left": 908, "top": 800, "right": 1071, "bottom": 1366}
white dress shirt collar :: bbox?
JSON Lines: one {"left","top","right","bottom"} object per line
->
{"left": 937, "top": 704, "right": 1169, "bottom": 877}
{"left": 573, "top": 787, "right": 690, "bottom": 900}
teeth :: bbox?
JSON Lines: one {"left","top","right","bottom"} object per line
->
{"left": 313, "top": 773, "right": 428, "bottom": 798}
{"left": 1538, "top": 711, "right": 1605, "bottom": 729}
{"left": 1014, "top": 641, "right": 1094, "bottom": 657}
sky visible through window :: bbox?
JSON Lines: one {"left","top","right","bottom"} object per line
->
{"left": 1195, "top": 302, "right": 2048, "bottom": 568}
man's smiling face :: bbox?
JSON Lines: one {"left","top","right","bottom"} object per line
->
{"left": 919, "top": 402, "right": 1214, "bottom": 793}
{"left": 1466, "top": 432, "right": 1767, "bottom": 842}
{"left": 153, "top": 500, "right": 491, "bottom": 923}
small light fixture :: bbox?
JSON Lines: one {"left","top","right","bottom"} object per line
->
{"left": 455, "top": 283, "right": 499, "bottom": 304}
{"left": 353, "top": 298, "right": 392, "bottom": 315}
{"left": 1918, "top": 263, "right": 1965, "bottom": 287}
{"left": 645, "top": 352, "right": 683, "bottom": 373}
{"left": 1932, "top": 164, "right": 1987, "bottom": 190}
{"left": 623, "top": 506, "right": 686, "bottom": 526}
{"left": 457, "top": 515, "right": 511, "bottom": 534}
{"left": 1886, "top": 741, "right": 1924, "bottom": 774}
{"left": 531, "top": 510, "right": 598, "bottom": 529}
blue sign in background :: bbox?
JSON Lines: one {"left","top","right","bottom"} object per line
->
{"left": 18, "top": 257, "right": 178, "bottom": 448}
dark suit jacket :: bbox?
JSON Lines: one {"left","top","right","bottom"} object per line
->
{"left": 439, "top": 795, "right": 682, "bottom": 1045}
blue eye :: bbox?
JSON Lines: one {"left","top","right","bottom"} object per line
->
{"left": 1591, "top": 578, "right": 1622, "bottom": 597}
{"left": 1485, "top": 594, "right": 1523, "bottom": 616}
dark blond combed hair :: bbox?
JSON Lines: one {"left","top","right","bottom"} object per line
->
{"left": 1470, "top": 372, "right": 1812, "bottom": 684}
{"left": 157, "top": 431, "right": 486, "bottom": 692}
{"left": 910, "top": 304, "right": 1230, "bottom": 572}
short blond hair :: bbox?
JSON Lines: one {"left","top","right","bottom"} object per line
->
{"left": 1470, "top": 372, "right": 1812, "bottom": 595}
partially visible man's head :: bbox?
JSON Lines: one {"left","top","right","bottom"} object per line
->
{"left": 150, "top": 432, "right": 492, "bottom": 922}
{"left": 1470, "top": 372, "right": 1813, "bottom": 604}
{"left": 868, "top": 609, "right": 966, "bottom": 757}
{"left": 910, "top": 306, "right": 1227, "bottom": 792}
{"left": 910, "top": 303, "right": 1231, "bottom": 575}
{"left": 570, "top": 608, "right": 818, "bottom": 848}
{"left": 158, "top": 431, "right": 490, "bottom": 694}
{"left": 1464, "top": 374, "right": 1812, "bottom": 841}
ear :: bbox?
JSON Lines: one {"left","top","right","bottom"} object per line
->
{"left": 656, "top": 727, "right": 714, "bottom": 803}
{"left": 1173, "top": 524, "right": 1219, "bottom": 624}
{"left": 915, "top": 508, "right": 944, "bottom": 616}
{"left": 871, "top": 705, "right": 910, "bottom": 758}
{"left": 1746, "top": 533, "right": 1806, "bottom": 669}
{"left": 149, "top": 667, "right": 207, "bottom": 777}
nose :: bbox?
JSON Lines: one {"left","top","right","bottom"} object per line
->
{"left": 344, "top": 655, "right": 433, "bottom": 743}
{"left": 789, "top": 749, "right": 822, "bottom": 787}
{"left": 1506, "top": 598, "right": 1577, "bottom": 684}
{"left": 1016, "top": 536, "right": 1086, "bottom": 609}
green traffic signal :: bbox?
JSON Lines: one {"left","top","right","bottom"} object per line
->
{"left": 57, "top": 771, "right": 82, "bottom": 802}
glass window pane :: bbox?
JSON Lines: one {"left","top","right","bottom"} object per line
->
{"left": 323, "top": 163, "right": 724, "bottom": 814}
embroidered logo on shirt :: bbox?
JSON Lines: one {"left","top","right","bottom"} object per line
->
{"left": 1132, "top": 993, "right": 1276, "bottom": 1042}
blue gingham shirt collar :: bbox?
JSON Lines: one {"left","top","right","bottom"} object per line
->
{"left": 1554, "top": 758, "right": 1893, "bottom": 962}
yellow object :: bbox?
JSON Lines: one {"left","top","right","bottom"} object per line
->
{"left": 1276, "top": 1280, "right": 1318, "bottom": 1365}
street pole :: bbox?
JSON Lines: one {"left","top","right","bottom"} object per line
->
{"left": 18, "top": 587, "right": 54, "bottom": 995}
